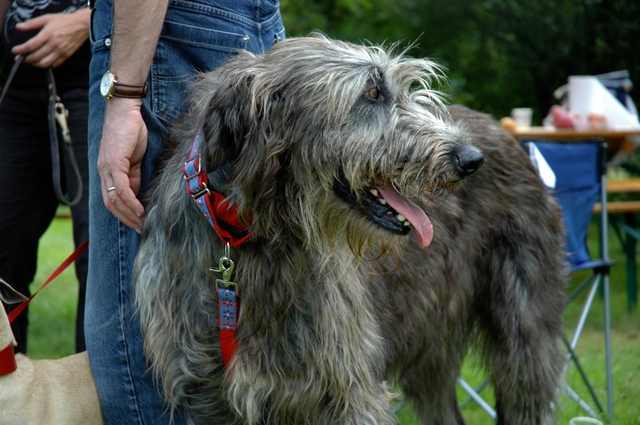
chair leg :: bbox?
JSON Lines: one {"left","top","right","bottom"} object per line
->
{"left": 458, "top": 378, "right": 490, "bottom": 409}
{"left": 564, "top": 385, "right": 600, "bottom": 418}
{"left": 562, "top": 273, "right": 605, "bottom": 417}
{"left": 602, "top": 273, "right": 614, "bottom": 418}
{"left": 561, "top": 334, "right": 605, "bottom": 415}
{"left": 457, "top": 378, "right": 496, "bottom": 419}
{"left": 569, "top": 277, "right": 600, "bottom": 348}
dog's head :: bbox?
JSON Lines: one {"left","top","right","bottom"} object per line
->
{"left": 186, "top": 35, "right": 482, "bottom": 251}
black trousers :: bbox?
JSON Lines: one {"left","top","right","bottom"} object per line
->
{"left": 0, "top": 81, "right": 88, "bottom": 353}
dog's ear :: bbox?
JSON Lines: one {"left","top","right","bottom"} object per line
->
{"left": 231, "top": 92, "right": 289, "bottom": 232}
{"left": 191, "top": 51, "right": 289, "bottom": 236}
{"left": 185, "top": 53, "right": 258, "bottom": 167}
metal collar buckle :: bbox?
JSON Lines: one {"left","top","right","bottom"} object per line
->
{"left": 184, "top": 156, "right": 202, "bottom": 180}
{"left": 191, "top": 182, "right": 210, "bottom": 200}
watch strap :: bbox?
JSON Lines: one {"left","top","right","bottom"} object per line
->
{"left": 112, "top": 81, "right": 148, "bottom": 99}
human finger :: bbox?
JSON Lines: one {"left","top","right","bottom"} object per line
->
{"left": 52, "top": 56, "right": 67, "bottom": 68}
{"left": 112, "top": 169, "right": 145, "bottom": 217}
{"left": 110, "top": 170, "right": 145, "bottom": 228}
{"left": 15, "top": 14, "right": 51, "bottom": 31}
{"left": 104, "top": 188, "right": 143, "bottom": 231}
{"left": 28, "top": 49, "right": 59, "bottom": 69}
{"left": 12, "top": 31, "right": 48, "bottom": 56}
{"left": 98, "top": 164, "right": 143, "bottom": 230}
{"left": 100, "top": 172, "right": 143, "bottom": 232}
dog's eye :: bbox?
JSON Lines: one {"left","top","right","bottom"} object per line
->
{"left": 366, "top": 86, "right": 381, "bottom": 101}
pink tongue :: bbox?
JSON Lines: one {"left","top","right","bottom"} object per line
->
{"left": 378, "top": 187, "right": 433, "bottom": 249}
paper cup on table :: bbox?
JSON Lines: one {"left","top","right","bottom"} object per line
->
{"left": 512, "top": 107, "right": 533, "bottom": 128}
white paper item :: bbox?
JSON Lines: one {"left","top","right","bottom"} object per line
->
{"left": 569, "top": 76, "right": 640, "bottom": 130}
{"left": 569, "top": 418, "right": 603, "bottom": 425}
{"left": 528, "top": 143, "right": 556, "bottom": 189}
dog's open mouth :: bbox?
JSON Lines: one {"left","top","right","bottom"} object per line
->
{"left": 333, "top": 179, "right": 434, "bottom": 248}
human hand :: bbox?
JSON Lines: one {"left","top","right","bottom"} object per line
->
{"left": 11, "top": 8, "right": 90, "bottom": 68}
{"left": 98, "top": 98, "right": 148, "bottom": 232}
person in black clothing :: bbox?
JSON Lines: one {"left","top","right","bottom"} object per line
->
{"left": 0, "top": 0, "right": 90, "bottom": 353}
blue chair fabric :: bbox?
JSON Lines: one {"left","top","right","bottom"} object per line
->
{"left": 524, "top": 141, "right": 605, "bottom": 271}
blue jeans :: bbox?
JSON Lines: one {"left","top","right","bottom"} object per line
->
{"left": 86, "top": 2, "right": 284, "bottom": 424}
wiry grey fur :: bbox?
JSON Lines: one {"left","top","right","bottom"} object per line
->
{"left": 134, "top": 36, "right": 567, "bottom": 425}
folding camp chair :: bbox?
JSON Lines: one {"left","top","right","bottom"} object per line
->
{"left": 458, "top": 140, "right": 614, "bottom": 420}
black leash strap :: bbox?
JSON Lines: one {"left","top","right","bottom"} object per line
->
{"left": 0, "top": 57, "right": 83, "bottom": 206}
{"left": 0, "top": 55, "right": 23, "bottom": 106}
{"left": 47, "top": 69, "right": 83, "bottom": 206}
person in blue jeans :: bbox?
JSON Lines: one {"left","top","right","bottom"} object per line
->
{"left": 86, "top": 1, "right": 284, "bottom": 423}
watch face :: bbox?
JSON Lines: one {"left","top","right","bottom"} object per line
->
{"left": 100, "top": 71, "right": 115, "bottom": 97}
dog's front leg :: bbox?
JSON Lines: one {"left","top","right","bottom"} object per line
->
{"left": 331, "top": 384, "right": 398, "bottom": 425}
{"left": 228, "top": 363, "right": 397, "bottom": 425}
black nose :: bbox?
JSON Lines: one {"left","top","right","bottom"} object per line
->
{"left": 453, "top": 145, "right": 484, "bottom": 177}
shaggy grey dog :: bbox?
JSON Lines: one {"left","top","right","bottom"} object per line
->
{"left": 134, "top": 36, "right": 567, "bottom": 425}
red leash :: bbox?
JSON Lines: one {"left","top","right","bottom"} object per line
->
{"left": 0, "top": 240, "right": 88, "bottom": 376}
{"left": 7, "top": 240, "right": 88, "bottom": 324}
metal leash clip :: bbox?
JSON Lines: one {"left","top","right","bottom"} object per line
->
{"left": 210, "top": 243, "right": 237, "bottom": 290}
{"left": 53, "top": 96, "right": 72, "bottom": 145}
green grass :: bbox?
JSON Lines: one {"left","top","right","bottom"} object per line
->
{"left": 27, "top": 213, "right": 640, "bottom": 424}
{"left": 28, "top": 216, "right": 80, "bottom": 358}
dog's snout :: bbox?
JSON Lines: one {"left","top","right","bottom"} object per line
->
{"left": 453, "top": 145, "right": 484, "bottom": 177}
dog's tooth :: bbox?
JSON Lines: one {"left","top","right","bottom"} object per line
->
{"left": 397, "top": 214, "right": 406, "bottom": 222}
{"left": 370, "top": 189, "right": 379, "bottom": 197}
{"left": 378, "top": 198, "right": 387, "bottom": 205}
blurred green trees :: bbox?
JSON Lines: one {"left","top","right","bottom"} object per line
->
{"left": 280, "top": 0, "right": 640, "bottom": 121}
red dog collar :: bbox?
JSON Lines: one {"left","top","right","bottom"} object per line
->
{"left": 183, "top": 130, "right": 253, "bottom": 248}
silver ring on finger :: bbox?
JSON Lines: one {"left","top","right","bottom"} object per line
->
{"left": 107, "top": 186, "right": 117, "bottom": 193}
